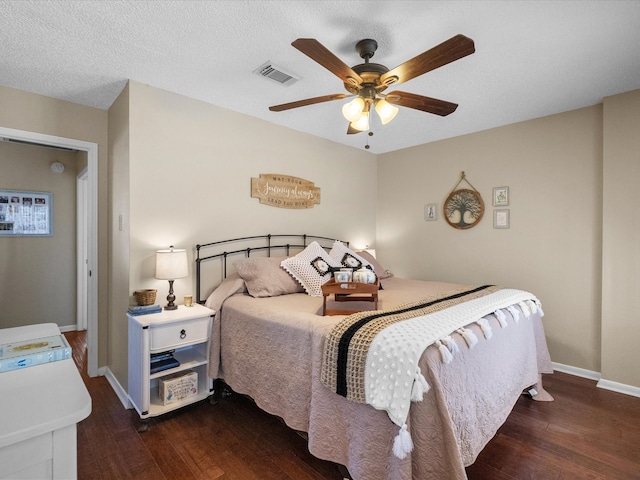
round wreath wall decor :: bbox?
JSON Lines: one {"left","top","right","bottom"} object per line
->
{"left": 443, "top": 172, "right": 485, "bottom": 229}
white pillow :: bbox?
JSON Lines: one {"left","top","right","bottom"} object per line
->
{"left": 329, "top": 240, "right": 374, "bottom": 271}
{"left": 281, "top": 241, "right": 341, "bottom": 296}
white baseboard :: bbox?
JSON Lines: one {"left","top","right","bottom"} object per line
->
{"left": 104, "top": 367, "right": 132, "bottom": 410}
{"left": 597, "top": 379, "right": 640, "bottom": 398}
{"left": 552, "top": 362, "right": 601, "bottom": 381}
{"left": 58, "top": 324, "right": 78, "bottom": 333}
{"left": 552, "top": 362, "right": 640, "bottom": 398}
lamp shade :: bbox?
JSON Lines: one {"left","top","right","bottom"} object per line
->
{"left": 155, "top": 247, "right": 188, "bottom": 280}
{"left": 350, "top": 111, "right": 370, "bottom": 132}
{"left": 342, "top": 97, "right": 365, "bottom": 122}
{"left": 375, "top": 99, "right": 399, "bottom": 125}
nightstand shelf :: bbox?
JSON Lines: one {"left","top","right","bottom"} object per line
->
{"left": 128, "top": 304, "right": 214, "bottom": 420}
{"left": 148, "top": 344, "right": 207, "bottom": 380}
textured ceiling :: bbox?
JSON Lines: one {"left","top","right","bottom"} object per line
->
{"left": 2, "top": 1, "right": 640, "bottom": 154}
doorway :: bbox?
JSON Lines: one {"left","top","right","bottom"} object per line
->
{"left": 0, "top": 126, "right": 99, "bottom": 377}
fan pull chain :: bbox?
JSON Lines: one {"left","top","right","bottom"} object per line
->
{"left": 365, "top": 131, "right": 373, "bottom": 150}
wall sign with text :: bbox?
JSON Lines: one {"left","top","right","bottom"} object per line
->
{"left": 251, "top": 174, "right": 321, "bottom": 209}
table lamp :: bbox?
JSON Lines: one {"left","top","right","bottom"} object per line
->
{"left": 155, "top": 246, "right": 188, "bottom": 310}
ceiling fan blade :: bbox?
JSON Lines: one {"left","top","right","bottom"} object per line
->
{"left": 269, "top": 93, "right": 349, "bottom": 112}
{"left": 380, "top": 34, "right": 475, "bottom": 86}
{"left": 292, "top": 38, "right": 363, "bottom": 87}
{"left": 385, "top": 91, "right": 458, "bottom": 116}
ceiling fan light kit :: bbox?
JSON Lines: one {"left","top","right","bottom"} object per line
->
{"left": 342, "top": 94, "right": 398, "bottom": 127}
{"left": 269, "top": 34, "right": 475, "bottom": 138}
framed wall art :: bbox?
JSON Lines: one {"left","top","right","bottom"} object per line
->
{"left": 0, "top": 190, "right": 53, "bottom": 236}
{"left": 493, "top": 186, "right": 509, "bottom": 206}
{"left": 443, "top": 171, "right": 485, "bottom": 230}
{"left": 493, "top": 209, "right": 510, "bottom": 229}
{"left": 424, "top": 203, "right": 437, "bottom": 221}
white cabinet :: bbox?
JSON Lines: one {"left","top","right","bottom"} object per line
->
{"left": 127, "top": 304, "right": 214, "bottom": 419}
{"left": 0, "top": 324, "right": 91, "bottom": 480}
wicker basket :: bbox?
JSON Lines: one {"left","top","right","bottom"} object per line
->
{"left": 134, "top": 289, "right": 157, "bottom": 306}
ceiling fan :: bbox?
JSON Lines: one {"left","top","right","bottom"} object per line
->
{"left": 269, "top": 35, "right": 475, "bottom": 134}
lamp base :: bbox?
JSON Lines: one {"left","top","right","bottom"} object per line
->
{"left": 164, "top": 280, "right": 178, "bottom": 310}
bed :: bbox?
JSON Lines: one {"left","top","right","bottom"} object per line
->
{"left": 196, "top": 234, "right": 554, "bottom": 480}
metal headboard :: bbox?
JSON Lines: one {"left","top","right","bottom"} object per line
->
{"left": 195, "top": 234, "right": 348, "bottom": 304}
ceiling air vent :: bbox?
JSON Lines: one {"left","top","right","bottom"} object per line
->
{"left": 254, "top": 61, "right": 299, "bottom": 86}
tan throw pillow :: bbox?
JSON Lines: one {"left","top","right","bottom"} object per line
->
{"left": 234, "top": 257, "right": 304, "bottom": 298}
{"left": 357, "top": 250, "right": 393, "bottom": 279}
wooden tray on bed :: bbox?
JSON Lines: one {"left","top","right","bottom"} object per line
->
{"left": 321, "top": 278, "right": 379, "bottom": 316}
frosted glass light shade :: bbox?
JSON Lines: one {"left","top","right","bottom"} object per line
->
{"left": 350, "top": 111, "right": 370, "bottom": 131}
{"left": 375, "top": 99, "right": 399, "bottom": 125}
{"left": 342, "top": 97, "right": 365, "bottom": 122}
{"left": 155, "top": 248, "right": 188, "bottom": 280}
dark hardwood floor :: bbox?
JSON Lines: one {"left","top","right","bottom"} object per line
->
{"left": 65, "top": 331, "right": 640, "bottom": 479}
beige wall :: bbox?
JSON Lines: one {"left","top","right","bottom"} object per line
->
{"left": 107, "top": 83, "right": 131, "bottom": 384}
{"left": 0, "top": 142, "right": 79, "bottom": 328}
{"left": 106, "top": 81, "right": 377, "bottom": 387}
{"left": 602, "top": 89, "right": 640, "bottom": 388}
{"left": 0, "top": 85, "right": 109, "bottom": 367}
{"left": 377, "top": 106, "right": 604, "bottom": 374}
{"left": 3, "top": 80, "right": 638, "bottom": 393}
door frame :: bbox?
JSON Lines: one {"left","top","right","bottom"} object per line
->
{"left": 77, "top": 167, "right": 89, "bottom": 331}
{"left": 0, "top": 126, "right": 99, "bottom": 377}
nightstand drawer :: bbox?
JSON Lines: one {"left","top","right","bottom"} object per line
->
{"left": 150, "top": 317, "right": 209, "bottom": 351}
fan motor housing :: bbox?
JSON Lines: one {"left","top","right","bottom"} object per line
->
{"left": 355, "top": 39, "right": 378, "bottom": 60}
{"left": 344, "top": 63, "right": 390, "bottom": 95}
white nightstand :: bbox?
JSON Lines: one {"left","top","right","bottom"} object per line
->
{"left": 127, "top": 304, "right": 214, "bottom": 420}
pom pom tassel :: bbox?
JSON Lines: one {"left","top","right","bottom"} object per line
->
{"left": 436, "top": 339, "right": 454, "bottom": 364}
{"left": 411, "top": 369, "right": 430, "bottom": 402}
{"left": 526, "top": 300, "right": 537, "bottom": 315}
{"left": 495, "top": 309, "right": 508, "bottom": 328}
{"left": 441, "top": 335, "right": 460, "bottom": 354}
{"left": 393, "top": 424, "right": 414, "bottom": 459}
{"left": 507, "top": 305, "right": 520, "bottom": 323}
{"left": 477, "top": 318, "right": 493, "bottom": 339}
{"left": 518, "top": 301, "right": 531, "bottom": 317}
{"left": 457, "top": 327, "right": 478, "bottom": 348}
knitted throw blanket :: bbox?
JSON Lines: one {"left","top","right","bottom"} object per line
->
{"left": 321, "top": 284, "right": 541, "bottom": 458}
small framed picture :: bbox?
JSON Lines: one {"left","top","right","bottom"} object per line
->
{"left": 494, "top": 209, "right": 510, "bottom": 229}
{"left": 424, "top": 203, "right": 437, "bottom": 221}
{"left": 493, "top": 186, "right": 509, "bottom": 206}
